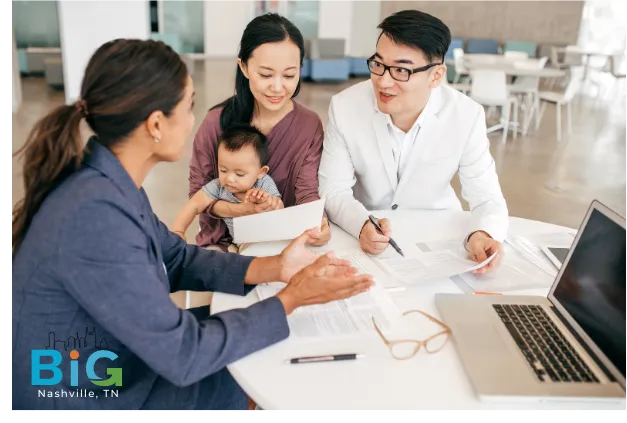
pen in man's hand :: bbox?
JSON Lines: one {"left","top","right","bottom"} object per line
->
{"left": 286, "top": 354, "right": 365, "bottom": 364}
{"left": 368, "top": 214, "right": 405, "bottom": 257}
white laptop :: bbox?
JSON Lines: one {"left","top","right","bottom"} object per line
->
{"left": 435, "top": 200, "right": 625, "bottom": 401}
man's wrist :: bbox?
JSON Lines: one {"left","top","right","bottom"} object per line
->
{"left": 359, "top": 219, "right": 370, "bottom": 238}
{"left": 464, "top": 230, "right": 492, "bottom": 251}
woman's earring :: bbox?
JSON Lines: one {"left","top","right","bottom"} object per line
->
{"left": 154, "top": 137, "right": 160, "bottom": 143}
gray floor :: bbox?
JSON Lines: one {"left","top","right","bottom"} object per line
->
{"left": 12, "top": 60, "right": 626, "bottom": 242}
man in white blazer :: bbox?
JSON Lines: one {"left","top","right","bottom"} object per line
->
{"left": 318, "top": 10, "right": 508, "bottom": 272}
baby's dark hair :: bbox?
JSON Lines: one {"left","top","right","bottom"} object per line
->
{"left": 218, "top": 124, "right": 269, "bottom": 166}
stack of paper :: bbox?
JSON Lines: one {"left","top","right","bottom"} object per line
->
{"left": 409, "top": 238, "right": 557, "bottom": 292}
{"left": 255, "top": 251, "right": 402, "bottom": 339}
{"left": 375, "top": 250, "right": 496, "bottom": 284}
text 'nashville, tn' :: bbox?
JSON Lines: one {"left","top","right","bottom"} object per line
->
{"left": 37, "top": 389, "right": 119, "bottom": 399}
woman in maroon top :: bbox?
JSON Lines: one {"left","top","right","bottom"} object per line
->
{"left": 190, "top": 13, "right": 331, "bottom": 250}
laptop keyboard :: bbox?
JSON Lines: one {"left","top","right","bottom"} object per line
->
{"left": 493, "top": 304, "right": 600, "bottom": 383}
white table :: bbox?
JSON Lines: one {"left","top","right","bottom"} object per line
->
{"left": 462, "top": 54, "right": 566, "bottom": 78}
{"left": 465, "top": 63, "right": 565, "bottom": 78}
{"left": 212, "top": 210, "right": 624, "bottom": 409}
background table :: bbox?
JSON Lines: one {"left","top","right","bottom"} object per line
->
{"left": 212, "top": 210, "right": 624, "bottom": 409}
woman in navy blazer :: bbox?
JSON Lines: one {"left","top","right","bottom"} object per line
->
{"left": 12, "top": 39, "right": 373, "bottom": 410}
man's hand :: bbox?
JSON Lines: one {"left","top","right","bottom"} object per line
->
{"left": 359, "top": 218, "right": 391, "bottom": 255}
{"left": 306, "top": 216, "right": 331, "bottom": 247}
{"left": 467, "top": 231, "right": 502, "bottom": 274}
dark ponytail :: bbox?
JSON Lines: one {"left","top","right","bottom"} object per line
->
{"left": 12, "top": 39, "right": 188, "bottom": 255}
{"left": 12, "top": 104, "right": 83, "bottom": 255}
{"left": 211, "top": 13, "right": 305, "bottom": 130}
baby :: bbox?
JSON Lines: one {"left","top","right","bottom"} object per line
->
{"left": 173, "top": 125, "right": 283, "bottom": 247}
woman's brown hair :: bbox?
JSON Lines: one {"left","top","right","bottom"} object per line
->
{"left": 12, "top": 39, "right": 188, "bottom": 255}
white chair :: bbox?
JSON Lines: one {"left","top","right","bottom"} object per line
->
{"left": 593, "top": 55, "right": 625, "bottom": 102}
{"left": 608, "top": 55, "right": 626, "bottom": 79}
{"left": 536, "top": 66, "right": 583, "bottom": 142}
{"left": 550, "top": 46, "right": 583, "bottom": 89}
{"left": 469, "top": 69, "right": 519, "bottom": 144}
{"left": 440, "top": 72, "right": 470, "bottom": 94}
{"left": 504, "top": 50, "right": 529, "bottom": 61}
{"left": 508, "top": 56, "right": 549, "bottom": 134}
{"left": 453, "top": 48, "right": 469, "bottom": 83}
{"left": 564, "top": 45, "right": 584, "bottom": 66}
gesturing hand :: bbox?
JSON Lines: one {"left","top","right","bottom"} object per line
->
{"left": 276, "top": 253, "right": 374, "bottom": 314}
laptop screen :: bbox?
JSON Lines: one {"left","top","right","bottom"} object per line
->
{"left": 552, "top": 208, "right": 626, "bottom": 378}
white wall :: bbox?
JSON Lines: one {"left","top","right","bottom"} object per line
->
{"left": 204, "top": 1, "right": 254, "bottom": 58}
{"left": 58, "top": 1, "right": 150, "bottom": 103}
{"left": 317, "top": 1, "right": 353, "bottom": 55}
{"left": 7, "top": 0, "right": 22, "bottom": 114}
{"left": 349, "top": 0, "right": 381, "bottom": 57}
{"left": 7, "top": 33, "right": 18, "bottom": 113}
{"left": 316, "top": 0, "right": 380, "bottom": 57}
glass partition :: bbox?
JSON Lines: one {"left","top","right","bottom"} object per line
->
{"left": 287, "top": 1, "right": 319, "bottom": 39}
{"left": 13, "top": 1, "right": 61, "bottom": 48}
{"left": 162, "top": 0, "right": 204, "bottom": 54}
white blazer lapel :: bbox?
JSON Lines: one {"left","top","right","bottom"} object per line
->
{"left": 373, "top": 112, "right": 398, "bottom": 191}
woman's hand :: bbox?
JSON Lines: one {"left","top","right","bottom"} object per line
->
{"left": 306, "top": 216, "right": 331, "bottom": 247}
{"left": 276, "top": 253, "right": 374, "bottom": 315}
{"left": 278, "top": 230, "right": 322, "bottom": 282}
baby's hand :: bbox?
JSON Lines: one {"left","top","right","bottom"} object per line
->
{"left": 245, "top": 188, "right": 270, "bottom": 204}
{"left": 250, "top": 195, "right": 284, "bottom": 214}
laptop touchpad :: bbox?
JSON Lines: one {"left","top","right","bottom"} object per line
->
{"left": 457, "top": 322, "right": 511, "bottom": 355}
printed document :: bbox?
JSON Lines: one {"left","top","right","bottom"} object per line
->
{"left": 415, "top": 239, "right": 555, "bottom": 292}
{"left": 374, "top": 239, "right": 496, "bottom": 284}
{"left": 255, "top": 251, "right": 402, "bottom": 339}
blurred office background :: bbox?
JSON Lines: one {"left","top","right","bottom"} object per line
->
{"left": 12, "top": 1, "right": 626, "bottom": 235}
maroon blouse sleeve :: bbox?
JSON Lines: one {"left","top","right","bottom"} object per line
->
{"left": 188, "top": 109, "right": 229, "bottom": 247}
{"left": 189, "top": 110, "right": 220, "bottom": 198}
{"left": 294, "top": 119, "right": 324, "bottom": 205}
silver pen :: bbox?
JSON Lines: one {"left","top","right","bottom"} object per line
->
{"left": 286, "top": 353, "right": 366, "bottom": 364}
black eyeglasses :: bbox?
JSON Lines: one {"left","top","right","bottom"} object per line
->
{"left": 366, "top": 55, "right": 442, "bottom": 82}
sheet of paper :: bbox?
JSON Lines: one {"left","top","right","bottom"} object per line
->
{"left": 374, "top": 249, "right": 495, "bottom": 284}
{"left": 232, "top": 199, "right": 325, "bottom": 244}
{"left": 335, "top": 248, "right": 402, "bottom": 290}
{"left": 505, "top": 232, "right": 576, "bottom": 277}
{"left": 255, "top": 252, "right": 402, "bottom": 339}
{"left": 454, "top": 242, "right": 555, "bottom": 292}
{"left": 415, "top": 239, "right": 555, "bottom": 293}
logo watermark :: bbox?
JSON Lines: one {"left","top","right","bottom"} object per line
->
{"left": 32, "top": 327, "right": 122, "bottom": 399}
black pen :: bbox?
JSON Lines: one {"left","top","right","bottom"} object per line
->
{"left": 368, "top": 214, "right": 405, "bottom": 257}
{"left": 286, "top": 354, "right": 365, "bottom": 364}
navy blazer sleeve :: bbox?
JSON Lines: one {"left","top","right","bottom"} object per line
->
{"left": 58, "top": 197, "right": 290, "bottom": 387}
{"left": 152, "top": 213, "right": 255, "bottom": 294}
